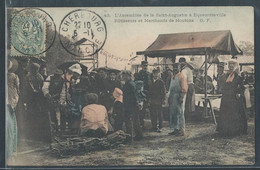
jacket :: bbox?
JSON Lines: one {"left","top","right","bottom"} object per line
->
{"left": 80, "top": 104, "right": 109, "bottom": 134}
{"left": 122, "top": 80, "right": 138, "bottom": 114}
{"left": 149, "top": 78, "right": 166, "bottom": 105}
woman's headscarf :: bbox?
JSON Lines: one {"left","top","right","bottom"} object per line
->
{"left": 226, "top": 59, "right": 239, "bottom": 83}
{"left": 113, "top": 88, "right": 123, "bottom": 103}
{"left": 30, "top": 63, "right": 40, "bottom": 75}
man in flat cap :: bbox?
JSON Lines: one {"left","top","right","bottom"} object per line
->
{"left": 136, "top": 61, "right": 152, "bottom": 128}
{"left": 122, "top": 71, "right": 143, "bottom": 140}
{"left": 149, "top": 69, "right": 166, "bottom": 132}
{"left": 137, "top": 61, "right": 151, "bottom": 94}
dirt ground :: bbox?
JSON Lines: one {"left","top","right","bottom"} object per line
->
{"left": 8, "top": 119, "right": 255, "bottom": 167}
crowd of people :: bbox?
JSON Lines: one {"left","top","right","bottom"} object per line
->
{"left": 7, "top": 56, "right": 251, "bottom": 161}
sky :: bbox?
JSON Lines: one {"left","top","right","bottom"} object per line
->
{"left": 11, "top": 7, "right": 254, "bottom": 70}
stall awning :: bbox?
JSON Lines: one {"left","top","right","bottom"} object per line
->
{"left": 136, "top": 30, "right": 243, "bottom": 57}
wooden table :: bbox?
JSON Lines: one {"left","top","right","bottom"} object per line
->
{"left": 195, "top": 94, "right": 222, "bottom": 125}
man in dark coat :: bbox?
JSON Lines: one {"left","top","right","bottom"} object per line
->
{"left": 24, "top": 63, "right": 51, "bottom": 141}
{"left": 96, "top": 68, "right": 111, "bottom": 111}
{"left": 137, "top": 61, "right": 151, "bottom": 95}
{"left": 107, "top": 69, "right": 122, "bottom": 112}
{"left": 122, "top": 71, "right": 143, "bottom": 140}
{"left": 88, "top": 71, "right": 99, "bottom": 93}
{"left": 108, "top": 69, "right": 122, "bottom": 91}
{"left": 136, "top": 61, "right": 152, "bottom": 128}
{"left": 149, "top": 69, "right": 166, "bottom": 132}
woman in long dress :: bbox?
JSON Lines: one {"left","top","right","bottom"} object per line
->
{"left": 218, "top": 59, "right": 247, "bottom": 136}
{"left": 7, "top": 59, "right": 19, "bottom": 161}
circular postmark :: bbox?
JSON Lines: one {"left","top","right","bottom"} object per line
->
{"left": 59, "top": 9, "right": 107, "bottom": 57}
{"left": 11, "top": 8, "right": 56, "bottom": 56}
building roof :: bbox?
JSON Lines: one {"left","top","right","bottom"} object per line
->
{"left": 137, "top": 30, "right": 242, "bottom": 57}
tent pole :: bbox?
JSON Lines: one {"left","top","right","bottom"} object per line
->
{"left": 204, "top": 49, "right": 208, "bottom": 117}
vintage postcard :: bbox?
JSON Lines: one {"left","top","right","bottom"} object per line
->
{"left": 6, "top": 7, "right": 254, "bottom": 166}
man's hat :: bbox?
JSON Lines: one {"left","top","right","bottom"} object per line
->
{"left": 109, "top": 68, "right": 120, "bottom": 74}
{"left": 141, "top": 61, "right": 148, "bottom": 66}
{"left": 135, "top": 80, "right": 143, "bottom": 86}
{"left": 172, "top": 63, "right": 179, "bottom": 70}
{"left": 31, "top": 62, "right": 40, "bottom": 70}
{"left": 98, "top": 67, "right": 109, "bottom": 72}
{"left": 121, "top": 70, "right": 132, "bottom": 76}
{"left": 152, "top": 69, "right": 159, "bottom": 74}
{"left": 228, "top": 59, "right": 238, "bottom": 64}
{"left": 179, "top": 57, "right": 186, "bottom": 63}
{"left": 54, "top": 68, "right": 63, "bottom": 75}
{"left": 218, "top": 62, "right": 225, "bottom": 68}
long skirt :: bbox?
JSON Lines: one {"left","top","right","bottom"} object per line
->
{"left": 185, "top": 84, "right": 195, "bottom": 117}
{"left": 219, "top": 93, "right": 247, "bottom": 136}
{"left": 6, "top": 105, "right": 18, "bottom": 158}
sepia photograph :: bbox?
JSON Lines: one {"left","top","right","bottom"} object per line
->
{"left": 6, "top": 6, "right": 255, "bottom": 166}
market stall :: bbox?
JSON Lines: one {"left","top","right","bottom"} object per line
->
{"left": 136, "top": 30, "right": 243, "bottom": 121}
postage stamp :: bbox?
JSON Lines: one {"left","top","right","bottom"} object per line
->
{"left": 10, "top": 8, "right": 56, "bottom": 56}
{"left": 59, "top": 9, "right": 107, "bottom": 57}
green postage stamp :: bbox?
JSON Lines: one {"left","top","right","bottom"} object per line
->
{"left": 10, "top": 8, "right": 56, "bottom": 56}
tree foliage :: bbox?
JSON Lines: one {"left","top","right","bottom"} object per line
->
{"left": 239, "top": 41, "right": 254, "bottom": 56}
